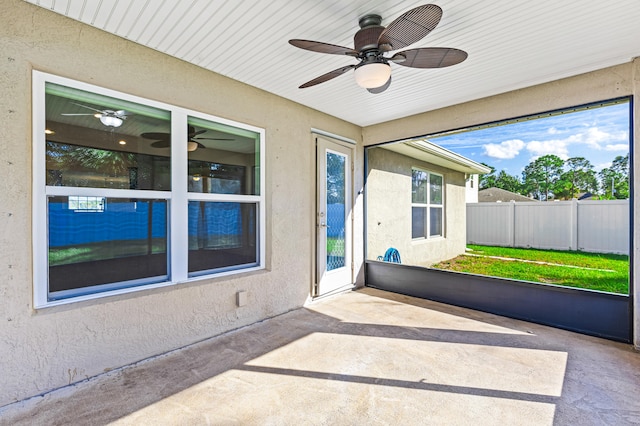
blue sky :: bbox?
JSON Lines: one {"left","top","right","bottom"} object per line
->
{"left": 429, "top": 102, "right": 630, "bottom": 176}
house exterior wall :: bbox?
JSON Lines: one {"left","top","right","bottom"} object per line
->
{"left": 364, "top": 59, "right": 640, "bottom": 349}
{"left": 465, "top": 174, "right": 479, "bottom": 203}
{"left": 0, "top": 0, "right": 363, "bottom": 407}
{"left": 366, "top": 148, "right": 467, "bottom": 267}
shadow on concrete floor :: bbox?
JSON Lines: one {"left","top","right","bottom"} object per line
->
{"left": 2, "top": 287, "right": 639, "bottom": 425}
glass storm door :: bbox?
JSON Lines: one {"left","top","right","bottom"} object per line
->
{"left": 316, "top": 136, "right": 352, "bottom": 296}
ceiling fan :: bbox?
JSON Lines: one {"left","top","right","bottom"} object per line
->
{"left": 141, "top": 126, "right": 234, "bottom": 152}
{"left": 62, "top": 102, "right": 129, "bottom": 127}
{"left": 289, "top": 4, "right": 467, "bottom": 93}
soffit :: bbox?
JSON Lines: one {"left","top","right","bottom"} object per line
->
{"left": 380, "top": 140, "right": 489, "bottom": 174}
{"left": 23, "top": 0, "right": 640, "bottom": 127}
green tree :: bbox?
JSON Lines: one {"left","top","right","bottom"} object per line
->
{"left": 326, "top": 152, "right": 345, "bottom": 204}
{"left": 494, "top": 170, "right": 522, "bottom": 194}
{"left": 556, "top": 157, "right": 598, "bottom": 199}
{"left": 599, "top": 154, "right": 629, "bottom": 199}
{"left": 522, "top": 154, "right": 564, "bottom": 201}
{"left": 479, "top": 163, "right": 496, "bottom": 190}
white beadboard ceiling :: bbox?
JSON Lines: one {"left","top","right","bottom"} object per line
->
{"left": 24, "top": 0, "right": 640, "bottom": 127}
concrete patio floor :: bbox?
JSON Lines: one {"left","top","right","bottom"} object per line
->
{"left": 2, "top": 287, "right": 639, "bottom": 425}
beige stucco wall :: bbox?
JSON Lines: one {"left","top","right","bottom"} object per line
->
{"left": 364, "top": 60, "right": 639, "bottom": 349}
{"left": 0, "top": 0, "right": 363, "bottom": 407}
{"left": 366, "top": 148, "right": 467, "bottom": 267}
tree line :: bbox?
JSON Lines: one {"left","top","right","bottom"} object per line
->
{"left": 480, "top": 153, "right": 629, "bottom": 200}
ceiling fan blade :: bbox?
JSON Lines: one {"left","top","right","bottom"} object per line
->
{"left": 150, "top": 140, "right": 170, "bottom": 148}
{"left": 391, "top": 47, "right": 467, "bottom": 68}
{"left": 367, "top": 76, "right": 391, "bottom": 94}
{"left": 289, "top": 39, "right": 358, "bottom": 57}
{"left": 299, "top": 65, "right": 356, "bottom": 88}
{"left": 378, "top": 4, "right": 442, "bottom": 51}
{"left": 194, "top": 137, "right": 235, "bottom": 141}
{"left": 141, "top": 132, "right": 171, "bottom": 140}
{"left": 61, "top": 113, "right": 95, "bottom": 116}
{"left": 187, "top": 126, "right": 208, "bottom": 137}
{"left": 70, "top": 102, "right": 105, "bottom": 113}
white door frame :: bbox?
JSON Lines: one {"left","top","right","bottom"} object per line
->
{"left": 314, "top": 135, "right": 354, "bottom": 297}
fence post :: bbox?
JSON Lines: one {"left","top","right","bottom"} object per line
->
{"left": 509, "top": 200, "right": 516, "bottom": 248}
{"left": 570, "top": 199, "right": 578, "bottom": 251}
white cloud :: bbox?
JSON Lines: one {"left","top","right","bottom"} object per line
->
{"left": 583, "top": 127, "right": 611, "bottom": 149}
{"left": 521, "top": 127, "right": 627, "bottom": 160}
{"left": 547, "top": 127, "right": 559, "bottom": 135}
{"left": 526, "top": 140, "right": 569, "bottom": 159}
{"left": 604, "top": 143, "right": 628, "bottom": 151}
{"left": 483, "top": 139, "right": 525, "bottom": 159}
{"left": 582, "top": 127, "right": 628, "bottom": 149}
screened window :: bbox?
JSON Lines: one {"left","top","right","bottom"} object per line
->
{"left": 411, "top": 169, "right": 444, "bottom": 239}
{"left": 33, "top": 72, "right": 265, "bottom": 307}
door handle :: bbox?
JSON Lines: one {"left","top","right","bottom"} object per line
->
{"left": 319, "top": 222, "right": 330, "bottom": 228}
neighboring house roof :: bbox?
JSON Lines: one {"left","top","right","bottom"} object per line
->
{"left": 577, "top": 192, "right": 594, "bottom": 200}
{"left": 478, "top": 187, "right": 536, "bottom": 202}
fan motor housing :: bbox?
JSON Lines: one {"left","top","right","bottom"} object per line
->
{"left": 354, "top": 14, "right": 384, "bottom": 52}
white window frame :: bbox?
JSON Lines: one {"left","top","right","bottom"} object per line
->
{"left": 411, "top": 168, "right": 444, "bottom": 240}
{"left": 32, "top": 71, "right": 266, "bottom": 308}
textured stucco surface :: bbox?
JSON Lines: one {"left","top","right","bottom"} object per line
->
{"left": 0, "top": 0, "right": 362, "bottom": 407}
{"left": 366, "top": 148, "right": 466, "bottom": 266}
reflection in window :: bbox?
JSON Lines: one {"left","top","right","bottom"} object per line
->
{"left": 430, "top": 207, "right": 443, "bottom": 237}
{"left": 326, "top": 151, "right": 347, "bottom": 271}
{"left": 68, "top": 196, "right": 105, "bottom": 212}
{"left": 188, "top": 202, "right": 258, "bottom": 276}
{"left": 36, "top": 73, "right": 264, "bottom": 306}
{"left": 412, "top": 169, "right": 444, "bottom": 239}
{"left": 188, "top": 161, "right": 245, "bottom": 194}
{"left": 47, "top": 142, "right": 171, "bottom": 190}
{"left": 430, "top": 174, "right": 443, "bottom": 204}
{"left": 187, "top": 116, "right": 260, "bottom": 195}
{"left": 45, "top": 82, "right": 171, "bottom": 191}
{"left": 48, "top": 197, "right": 168, "bottom": 299}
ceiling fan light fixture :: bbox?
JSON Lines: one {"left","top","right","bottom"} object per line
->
{"left": 354, "top": 62, "right": 391, "bottom": 89}
{"left": 187, "top": 141, "right": 198, "bottom": 151}
{"left": 99, "top": 115, "right": 123, "bottom": 127}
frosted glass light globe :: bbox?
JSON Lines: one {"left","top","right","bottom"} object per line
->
{"left": 354, "top": 63, "right": 391, "bottom": 89}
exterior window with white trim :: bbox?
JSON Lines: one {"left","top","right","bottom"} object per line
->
{"left": 411, "top": 169, "right": 444, "bottom": 239}
{"left": 186, "top": 115, "right": 261, "bottom": 276}
{"left": 33, "top": 72, "right": 265, "bottom": 307}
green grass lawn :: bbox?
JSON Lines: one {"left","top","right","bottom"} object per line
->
{"left": 327, "top": 237, "right": 345, "bottom": 256}
{"left": 49, "top": 239, "right": 167, "bottom": 266}
{"left": 432, "top": 245, "right": 629, "bottom": 294}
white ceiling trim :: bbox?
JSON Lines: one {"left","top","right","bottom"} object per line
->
{"left": 23, "top": 0, "right": 640, "bottom": 127}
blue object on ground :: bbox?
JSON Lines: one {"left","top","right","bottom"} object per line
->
{"left": 378, "top": 247, "right": 401, "bottom": 263}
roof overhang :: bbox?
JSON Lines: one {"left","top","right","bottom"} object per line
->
{"left": 380, "top": 140, "right": 491, "bottom": 175}
{"left": 21, "top": 1, "right": 640, "bottom": 127}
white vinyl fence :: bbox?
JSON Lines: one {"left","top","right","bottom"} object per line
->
{"left": 466, "top": 200, "right": 629, "bottom": 255}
